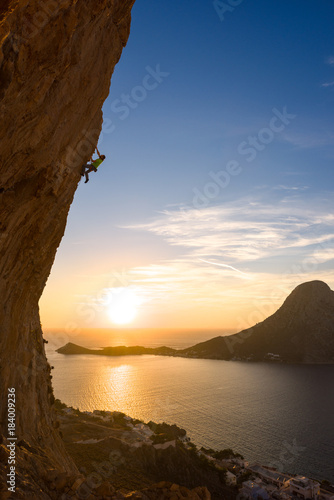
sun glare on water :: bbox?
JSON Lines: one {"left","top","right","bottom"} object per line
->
{"left": 107, "top": 288, "right": 143, "bottom": 325}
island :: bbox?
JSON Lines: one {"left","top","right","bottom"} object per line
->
{"left": 57, "top": 281, "right": 334, "bottom": 364}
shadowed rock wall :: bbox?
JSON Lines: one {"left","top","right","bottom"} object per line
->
{"left": 0, "top": 0, "right": 135, "bottom": 471}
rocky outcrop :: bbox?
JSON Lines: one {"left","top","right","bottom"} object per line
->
{"left": 0, "top": 0, "right": 135, "bottom": 485}
{"left": 182, "top": 280, "right": 334, "bottom": 363}
{"left": 0, "top": 431, "right": 213, "bottom": 499}
{"left": 56, "top": 406, "right": 221, "bottom": 499}
{"left": 120, "top": 483, "right": 212, "bottom": 499}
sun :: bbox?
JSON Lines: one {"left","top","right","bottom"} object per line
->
{"left": 107, "top": 288, "right": 142, "bottom": 325}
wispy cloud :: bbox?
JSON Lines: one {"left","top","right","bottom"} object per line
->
{"left": 281, "top": 131, "right": 334, "bottom": 149}
{"left": 321, "top": 81, "right": 334, "bottom": 88}
{"left": 123, "top": 199, "right": 334, "bottom": 263}
{"left": 198, "top": 259, "right": 252, "bottom": 279}
{"left": 273, "top": 185, "right": 309, "bottom": 192}
{"left": 310, "top": 248, "right": 334, "bottom": 264}
{"left": 321, "top": 57, "right": 334, "bottom": 88}
{"left": 116, "top": 196, "right": 334, "bottom": 320}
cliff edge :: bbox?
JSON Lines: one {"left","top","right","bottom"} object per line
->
{"left": 0, "top": 0, "right": 135, "bottom": 490}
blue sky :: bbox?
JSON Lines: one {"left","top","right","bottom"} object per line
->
{"left": 40, "top": 0, "right": 334, "bottom": 330}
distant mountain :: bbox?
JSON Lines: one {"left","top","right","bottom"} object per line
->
{"left": 57, "top": 343, "right": 96, "bottom": 355}
{"left": 57, "top": 281, "right": 334, "bottom": 364}
{"left": 180, "top": 280, "right": 334, "bottom": 363}
{"left": 57, "top": 343, "right": 175, "bottom": 357}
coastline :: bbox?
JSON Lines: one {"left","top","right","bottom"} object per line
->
{"left": 55, "top": 401, "right": 334, "bottom": 497}
{"left": 56, "top": 342, "right": 334, "bottom": 365}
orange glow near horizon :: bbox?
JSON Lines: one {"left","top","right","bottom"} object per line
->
{"left": 38, "top": 192, "right": 334, "bottom": 332}
{"left": 39, "top": 274, "right": 284, "bottom": 331}
{"left": 40, "top": 267, "right": 334, "bottom": 332}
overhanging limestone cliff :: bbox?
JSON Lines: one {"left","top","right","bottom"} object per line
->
{"left": 0, "top": 0, "right": 135, "bottom": 472}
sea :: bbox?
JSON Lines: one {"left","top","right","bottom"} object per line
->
{"left": 45, "top": 328, "right": 334, "bottom": 483}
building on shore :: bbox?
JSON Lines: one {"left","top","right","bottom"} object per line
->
{"left": 248, "top": 464, "right": 291, "bottom": 488}
{"left": 225, "top": 471, "right": 237, "bottom": 486}
{"left": 240, "top": 480, "right": 270, "bottom": 500}
{"left": 245, "top": 465, "right": 324, "bottom": 500}
{"left": 285, "top": 476, "right": 320, "bottom": 499}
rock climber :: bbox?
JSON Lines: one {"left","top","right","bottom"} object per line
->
{"left": 81, "top": 148, "right": 106, "bottom": 183}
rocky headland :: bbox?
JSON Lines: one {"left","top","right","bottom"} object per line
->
{"left": 1, "top": 399, "right": 236, "bottom": 499}
{"left": 57, "top": 281, "right": 334, "bottom": 364}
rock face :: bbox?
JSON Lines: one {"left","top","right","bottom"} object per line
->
{"left": 121, "top": 483, "right": 212, "bottom": 499}
{"left": 183, "top": 280, "right": 334, "bottom": 363}
{"left": 0, "top": 0, "right": 135, "bottom": 477}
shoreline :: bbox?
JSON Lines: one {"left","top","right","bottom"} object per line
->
{"left": 55, "top": 400, "right": 334, "bottom": 491}
{"left": 56, "top": 342, "right": 334, "bottom": 365}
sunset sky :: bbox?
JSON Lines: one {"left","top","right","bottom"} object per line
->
{"left": 40, "top": 1, "right": 334, "bottom": 332}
